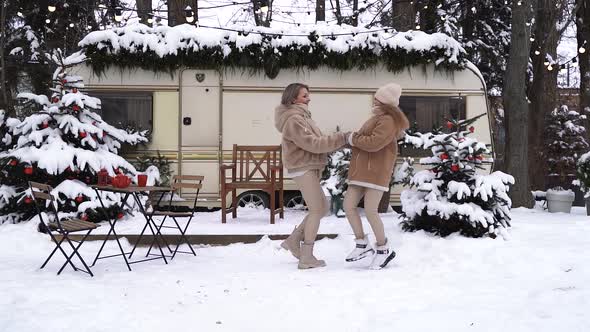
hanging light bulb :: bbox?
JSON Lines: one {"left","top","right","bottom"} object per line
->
{"left": 260, "top": 0, "right": 269, "bottom": 14}
{"left": 17, "top": 11, "right": 23, "bottom": 17}
{"left": 114, "top": 6, "right": 123, "bottom": 22}
{"left": 86, "top": 24, "right": 92, "bottom": 30}
{"left": 517, "top": 1, "right": 522, "bottom": 5}
{"left": 48, "top": 2, "right": 56, "bottom": 12}
{"left": 580, "top": 46, "right": 587, "bottom": 54}
{"left": 437, "top": 4, "right": 442, "bottom": 8}
{"left": 423, "top": 5, "right": 428, "bottom": 9}
{"left": 415, "top": 24, "right": 421, "bottom": 30}
{"left": 534, "top": 50, "right": 540, "bottom": 55}
{"left": 185, "top": 6, "right": 194, "bottom": 23}
{"left": 547, "top": 64, "right": 553, "bottom": 71}
{"left": 544, "top": 60, "right": 550, "bottom": 66}
{"left": 45, "top": 18, "right": 51, "bottom": 23}
{"left": 147, "top": 17, "right": 154, "bottom": 24}
{"left": 530, "top": 37, "right": 535, "bottom": 42}
{"left": 441, "top": 15, "right": 447, "bottom": 21}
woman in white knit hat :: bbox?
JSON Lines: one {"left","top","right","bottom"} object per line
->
{"left": 343, "top": 82, "right": 409, "bottom": 269}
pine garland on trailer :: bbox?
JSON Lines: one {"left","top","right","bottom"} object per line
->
{"left": 399, "top": 114, "right": 514, "bottom": 238}
{"left": 0, "top": 50, "right": 148, "bottom": 225}
{"left": 78, "top": 23, "right": 468, "bottom": 79}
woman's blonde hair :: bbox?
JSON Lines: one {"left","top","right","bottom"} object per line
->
{"left": 281, "top": 83, "right": 309, "bottom": 105}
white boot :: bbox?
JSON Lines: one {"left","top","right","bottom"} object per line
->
{"left": 369, "top": 239, "right": 396, "bottom": 270}
{"left": 345, "top": 235, "right": 374, "bottom": 262}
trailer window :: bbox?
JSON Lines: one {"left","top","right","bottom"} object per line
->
{"left": 90, "top": 91, "right": 153, "bottom": 131}
{"left": 399, "top": 96, "right": 466, "bottom": 157}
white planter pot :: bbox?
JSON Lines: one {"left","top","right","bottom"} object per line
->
{"left": 546, "top": 190, "right": 575, "bottom": 213}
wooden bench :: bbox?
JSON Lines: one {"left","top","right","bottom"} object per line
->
{"left": 220, "top": 144, "right": 284, "bottom": 224}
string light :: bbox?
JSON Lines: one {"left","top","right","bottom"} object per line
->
{"left": 185, "top": 6, "right": 194, "bottom": 23}
{"left": 534, "top": 49, "right": 540, "bottom": 55}
{"left": 48, "top": 3, "right": 56, "bottom": 12}
{"left": 580, "top": 46, "right": 587, "bottom": 54}
{"left": 547, "top": 64, "right": 553, "bottom": 71}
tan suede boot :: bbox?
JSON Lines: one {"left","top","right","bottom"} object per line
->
{"left": 298, "top": 243, "right": 326, "bottom": 269}
{"left": 280, "top": 224, "right": 305, "bottom": 259}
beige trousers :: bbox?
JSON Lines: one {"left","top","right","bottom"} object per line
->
{"left": 293, "top": 170, "right": 330, "bottom": 244}
{"left": 343, "top": 184, "right": 386, "bottom": 245}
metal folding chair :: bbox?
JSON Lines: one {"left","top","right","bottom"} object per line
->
{"left": 144, "top": 175, "right": 203, "bottom": 259}
{"left": 29, "top": 181, "right": 97, "bottom": 277}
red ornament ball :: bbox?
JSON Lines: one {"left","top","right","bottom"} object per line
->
{"left": 469, "top": 126, "right": 475, "bottom": 133}
{"left": 75, "top": 195, "right": 84, "bottom": 203}
{"left": 52, "top": 97, "right": 59, "bottom": 103}
{"left": 24, "top": 166, "right": 34, "bottom": 175}
{"left": 440, "top": 153, "right": 449, "bottom": 160}
{"left": 446, "top": 121, "right": 453, "bottom": 129}
{"left": 72, "top": 105, "right": 80, "bottom": 112}
{"left": 117, "top": 212, "right": 125, "bottom": 219}
{"left": 450, "top": 164, "right": 460, "bottom": 172}
{"left": 73, "top": 88, "right": 78, "bottom": 93}
{"left": 79, "top": 131, "right": 87, "bottom": 138}
{"left": 467, "top": 155, "right": 474, "bottom": 161}
{"left": 81, "top": 214, "right": 89, "bottom": 221}
{"left": 24, "top": 197, "right": 33, "bottom": 204}
{"left": 9, "top": 159, "right": 18, "bottom": 166}
{"left": 41, "top": 121, "right": 49, "bottom": 129}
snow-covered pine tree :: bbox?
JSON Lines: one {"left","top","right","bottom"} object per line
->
{"left": 400, "top": 114, "right": 514, "bottom": 238}
{"left": 321, "top": 148, "right": 351, "bottom": 216}
{"left": 0, "top": 50, "right": 147, "bottom": 225}
{"left": 544, "top": 105, "right": 589, "bottom": 185}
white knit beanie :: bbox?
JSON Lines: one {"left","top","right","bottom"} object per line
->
{"left": 374, "top": 83, "right": 402, "bottom": 107}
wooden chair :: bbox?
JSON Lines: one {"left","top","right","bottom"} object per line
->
{"left": 28, "top": 181, "right": 97, "bottom": 277}
{"left": 220, "top": 144, "right": 284, "bottom": 224}
{"left": 141, "top": 175, "right": 204, "bottom": 260}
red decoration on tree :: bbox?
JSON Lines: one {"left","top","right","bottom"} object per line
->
{"left": 52, "top": 97, "right": 59, "bottom": 103}
{"left": 75, "top": 195, "right": 84, "bottom": 203}
{"left": 24, "top": 197, "right": 33, "bottom": 204}
{"left": 79, "top": 131, "right": 87, "bottom": 138}
{"left": 115, "top": 168, "right": 121, "bottom": 174}
{"left": 24, "top": 166, "right": 34, "bottom": 175}
{"left": 41, "top": 121, "right": 49, "bottom": 129}
{"left": 476, "top": 155, "right": 484, "bottom": 160}
{"left": 72, "top": 105, "right": 80, "bottom": 112}
{"left": 73, "top": 88, "right": 78, "bottom": 93}
{"left": 81, "top": 214, "right": 89, "bottom": 221}
{"left": 446, "top": 121, "right": 453, "bottom": 129}
{"left": 467, "top": 155, "right": 474, "bottom": 161}
{"left": 469, "top": 126, "right": 475, "bottom": 133}
{"left": 9, "top": 159, "right": 18, "bottom": 166}
{"left": 440, "top": 153, "right": 449, "bottom": 160}
{"left": 116, "top": 212, "right": 124, "bottom": 219}
{"left": 450, "top": 164, "right": 460, "bottom": 172}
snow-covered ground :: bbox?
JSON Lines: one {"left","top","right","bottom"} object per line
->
{"left": 1, "top": 207, "right": 589, "bottom": 332}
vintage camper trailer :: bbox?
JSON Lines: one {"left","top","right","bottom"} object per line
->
{"left": 72, "top": 63, "right": 492, "bottom": 209}
{"left": 73, "top": 24, "right": 492, "bottom": 210}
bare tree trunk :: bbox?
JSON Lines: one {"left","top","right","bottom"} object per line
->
{"left": 316, "top": 0, "right": 325, "bottom": 22}
{"left": 503, "top": 0, "right": 534, "bottom": 208}
{"left": 136, "top": 0, "right": 153, "bottom": 25}
{"left": 528, "top": 0, "right": 569, "bottom": 190}
{"left": 352, "top": 0, "right": 358, "bottom": 26}
{"left": 167, "top": 0, "right": 194, "bottom": 26}
{"left": 391, "top": 0, "right": 415, "bottom": 31}
{"left": 331, "top": 0, "right": 343, "bottom": 24}
{"left": 578, "top": 0, "right": 590, "bottom": 131}
{"left": 0, "top": 0, "right": 8, "bottom": 111}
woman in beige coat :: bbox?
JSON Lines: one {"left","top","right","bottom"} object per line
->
{"left": 343, "top": 83, "right": 409, "bottom": 269}
{"left": 274, "top": 83, "right": 349, "bottom": 269}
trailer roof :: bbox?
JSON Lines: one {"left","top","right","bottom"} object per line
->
{"left": 79, "top": 23, "right": 468, "bottom": 79}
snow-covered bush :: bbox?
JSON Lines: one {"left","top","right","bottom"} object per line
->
{"left": 0, "top": 50, "right": 147, "bottom": 225}
{"left": 544, "top": 105, "right": 588, "bottom": 185}
{"left": 575, "top": 151, "right": 590, "bottom": 197}
{"left": 400, "top": 114, "right": 514, "bottom": 238}
{"left": 321, "top": 148, "right": 351, "bottom": 199}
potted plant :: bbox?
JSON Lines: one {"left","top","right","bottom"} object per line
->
{"left": 546, "top": 187, "right": 575, "bottom": 213}
{"left": 543, "top": 105, "right": 588, "bottom": 213}
{"left": 575, "top": 151, "right": 590, "bottom": 215}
